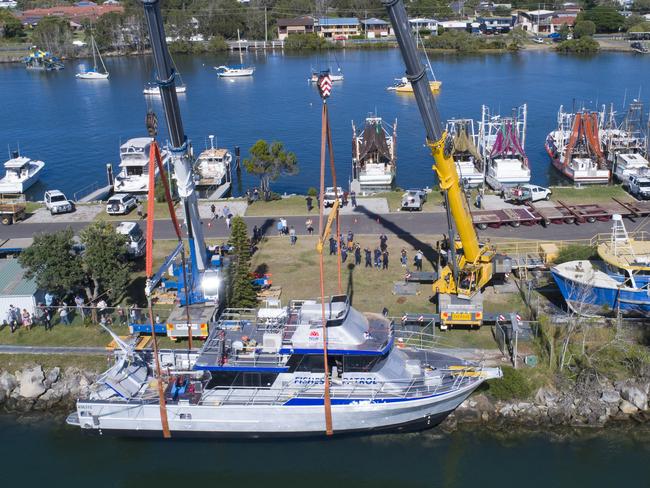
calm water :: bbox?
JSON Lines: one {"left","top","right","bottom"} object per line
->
{"left": 1, "top": 415, "right": 648, "bottom": 487}
{"left": 2, "top": 49, "right": 650, "bottom": 200}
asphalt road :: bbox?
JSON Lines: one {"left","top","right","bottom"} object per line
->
{"left": 3, "top": 208, "right": 646, "bottom": 242}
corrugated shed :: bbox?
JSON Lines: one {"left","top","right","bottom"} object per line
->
{"left": 0, "top": 259, "right": 38, "bottom": 296}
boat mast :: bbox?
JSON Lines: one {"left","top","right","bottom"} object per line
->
{"left": 96, "top": 35, "right": 108, "bottom": 74}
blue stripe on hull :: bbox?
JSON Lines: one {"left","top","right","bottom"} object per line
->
{"left": 551, "top": 269, "right": 650, "bottom": 315}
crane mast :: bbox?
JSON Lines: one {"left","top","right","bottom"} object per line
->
{"left": 382, "top": 0, "right": 494, "bottom": 298}
{"left": 142, "top": 0, "right": 207, "bottom": 272}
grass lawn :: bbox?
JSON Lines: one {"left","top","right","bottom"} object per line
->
{"left": 549, "top": 185, "right": 632, "bottom": 203}
{"left": 0, "top": 354, "right": 109, "bottom": 373}
{"left": 245, "top": 196, "right": 314, "bottom": 217}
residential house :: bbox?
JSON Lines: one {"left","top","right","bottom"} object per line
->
{"left": 438, "top": 20, "right": 470, "bottom": 32}
{"left": 477, "top": 16, "right": 514, "bottom": 33}
{"left": 516, "top": 9, "right": 554, "bottom": 34}
{"left": 361, "top": 18, "right": 391, "bottom": 38}
{"left": 409, "top": 18, "right": 438, "bottom": 34}
{"left": 18, "top": 4, "right": 124, "bottom": 27}
{"left": 277, "top": 16, "right": 315, "bottom": 41}
{"left": 316, "top": 17, "right": 360, "bottom": 39}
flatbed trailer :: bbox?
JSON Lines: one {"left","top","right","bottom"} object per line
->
{"left": 472, "top": 207, "right": 541, "bottom": 230}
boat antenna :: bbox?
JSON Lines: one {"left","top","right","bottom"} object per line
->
{"left": 209, "top": 134, "right": 215, "bottom": 150}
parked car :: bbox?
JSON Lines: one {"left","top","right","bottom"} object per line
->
{"left": 401, "top": 189, "right": 427, "bottom": 211}
{"left": 44, "top": 190, "right": 74, "bottom": 215}
{"left": 503, "top": 184, "right": 552, "bottom": 204}
{"left": 323, "top": 186, "right": 344, "bottom": 208}
{"left": 628, "top": 175, "right": 650, "bottom": 199}
{"left": 116, "top": 221, "right": 145, "bottom": 258}
{"left": 106, "top": 193, "right": 137, "bottom": 215}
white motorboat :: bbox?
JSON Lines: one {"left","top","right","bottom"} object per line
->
{"left": 194, "top": 135, "right": 232, "bottom": 189}
{"left": 480, "top": 104, "right": 531, "bottom": 190}
{"left": 613, "top": 152, "right": 650, "bottom": 183}
{"left": 75, "top": 35, "right": 109, "bottom": 80}
{"left": 0, "top": 151, "right": 45, "bottom": 193}
{"left": 215, "top": 29, "right": 254, "bottom": 78}
{"left": 113, "top": 138, "right": 171, "bottom": 194}
{"left": 352, "top": 116, "right": 397, "bottom": 191}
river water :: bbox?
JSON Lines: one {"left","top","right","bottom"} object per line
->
{"left": 1, "top": 415, "right": 648, "bottom": 487}
{"left": 3, "top": 49, "right": 650, "bottom": 199}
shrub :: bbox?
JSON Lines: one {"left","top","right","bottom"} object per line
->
{"left": 307, "top": 187, "right": 318, "bottom": 197}
{"left": 208, "top": 35, "right": 227, "bottom": 52}
{"left": 486, "top": 366, "right": 535, "bottom": 400}
{"left": 574, "top": 20, "right": 596, "bottom": 39}
{"left": 554, "top": 244, "right": 597, "bottom": 264}
{"left": 554, "top": 37, "right": 600, "bottom": 54}
{"left": 284, "top": 33, "right": 328, "bottom": 51}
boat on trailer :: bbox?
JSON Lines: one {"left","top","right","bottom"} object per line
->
{"left": 545, "top": 106, "right": 610, "bottom": 184}
{"left": 352, "top": 116, "right": 397, "bottom": 192}
{"left": 479, "top": 104, "right": 531, "bottom": 190}
{"left": 66, "top": 295, "right": 501, "bottom": 437}
{"left": 447, "top": 118, "right": 484, "bottom": 188}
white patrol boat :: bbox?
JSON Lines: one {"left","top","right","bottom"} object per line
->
{"left": 66, "top": 296, "right": 500, "bottom": 438}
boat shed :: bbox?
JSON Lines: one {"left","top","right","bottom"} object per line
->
{"left": 0, "top": 259, "right": 43, "bottom": 322}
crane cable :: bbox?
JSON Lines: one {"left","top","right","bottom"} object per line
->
{"left": 316, "top": 73, "right": 342, "bottom": 436}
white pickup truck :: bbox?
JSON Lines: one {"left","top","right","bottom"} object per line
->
{"left": 323, "top": 186, "right": 344, "bottom": 208}
{"left": 503, "top": 184, "right": 551, "bottom": 204}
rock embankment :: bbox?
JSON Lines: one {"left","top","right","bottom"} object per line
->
{"left": 0, "top": 364, "right": 97, "bottom": 412}
{"left": 446, "top": 376, "right": 650, "bottom": 431}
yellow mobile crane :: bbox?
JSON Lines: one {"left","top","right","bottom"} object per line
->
{"left": 383, "top": 0, "right": 509, "bottom": 326}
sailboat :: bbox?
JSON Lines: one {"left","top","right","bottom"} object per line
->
{"left": 143, "top": 52, "right": 186, "bottom": 95}
{"left": 309, "top": 52, "right": 344, "bottom": 82}
{"left": 214, "top": 29, "right": 255, "bottom": 77}
{"left": 76, "top": 35, "right": 109, "bottom": 79}
{"left": 387, "top": 30, "right": 441, "bottom": 93}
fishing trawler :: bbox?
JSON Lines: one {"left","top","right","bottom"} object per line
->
{"left": 552, "top": 215, "right": 650, "bottom": 316}
{"left": 193, "top": 135, "right": 232, "bottom": 197}
{"left": 66, "top": 295, "right": 501, "bottom": 437}
{"left": 113, "top": 138, "right": 171, "bottom": 194}
{"left": 601, "top": 102, "right": 650, "bottom": 183}
{"left": 479, "top": 104, "right": 531, "bottom": 190}
{"left": 447, "top": 119, "right": 484, "bottom": 187}
{"left": 545, "top": 106, "right": 610, "bottom": 184}
{"left": 352, "top": 116, "right": 397, "bottom": 191}
{"left": 0, "top": 151, "right": 45, "bottom": 193}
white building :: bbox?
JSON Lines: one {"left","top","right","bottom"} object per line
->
{"left": 438, "top": 20, "right": 470, "bottom": 31}
{"left": 0, "top": 0, "right": 18, "bottom": 8}
{"left": 0, "top": 260, "right": 43, "bottom": 324}
{"left": 409, "top": 18, "right": 439, "bottom": 33}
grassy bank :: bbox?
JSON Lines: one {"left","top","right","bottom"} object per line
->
{"left": 549, "top": 185, "right": 632, "bottom": 203}
{"left": 0, "top": 354, "right": 109, "bottom": 372}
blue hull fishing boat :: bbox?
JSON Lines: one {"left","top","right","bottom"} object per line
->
{"left": 551, "top": 215, "right": 650, "bottom": 316}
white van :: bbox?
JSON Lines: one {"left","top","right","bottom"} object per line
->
{"left": 116, "top": 221, "right": 145, "bottom": 258}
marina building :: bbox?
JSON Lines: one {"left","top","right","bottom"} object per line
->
{"left": 408, "top": 18, "right": 439, "bottom": 34}
{"left": 316, "top": 17, "right": 360, "bottom": 39}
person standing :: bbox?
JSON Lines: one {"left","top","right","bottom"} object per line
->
{"left": 350, "top": 191, "right": 357, "bottom": 208}
{"left": 374, "top": 247, "right": 382, "bottom": 269}
{"left": 379, "top": 234, "right": 388, "bottom": 252}
{"left": 400, "top": 249, "right": 408, "bottom": 267}
{"left": 129, "top": 305, "right": 138, "bottom": 325}
{"left": 354, "top": 244, "right": 361, "bottom": 266}
{"left": 382, "top": 250, "right": 389, "bottom": 270}
{"left": 43, "top": 308, "right": 52, "bottom": 331}
{"left": 305, "top": 218, "right": 314, "bottom": 235}
{"left": 225, "top": 215, "right": 231, "bottom": 229}
{"left": 116, "top": 305, "right": 126, "bottom": 326}
{"left": 137, "top": 202, "right": 143, "bottom": 220}
{"left": 364, "top": 247, "right": 372, "bottom": 268}
{"left": 210, "top": 203, "right": 216, "bottom": 219}
{"left": 281, "top": 218, "right": 288, "bottom": 235}
{"left": 415, "top": 250, "right": 424, "bottom": 271}
{"left": 341, "top": 246, "right": 348, "bottom": 263}
{"left": 252, "top": 225, "right": 260, "bottom": 243}
{"left": 329, "top": 237, "right": 337, "bottom": 256}
{"left": 58, "top": 305, "right": 70, "bottom": 326}
{"left": 44, "top": 292, "right": 54, "bottom": 309}
{"left": 306, "top": 195, "right": 313, "bottom": 212}
{"left": 289, "top": 226, "right": 297, "bottom": 246}
{"left": 222, "top": 205, "right": 230, "bottom": 220}
{"left": 276, "top": 219, "right": 283, "bottom": 236}
{"left": 21, "top": 309, "right": 31, "bottom": 330}
{"left": 74, "top": 294, "right": 85, "bottom": 320}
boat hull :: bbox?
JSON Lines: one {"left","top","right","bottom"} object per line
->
{"left": 551, "top": 264, "right": 650, "bottom": 315}
{"left": 69, "top": 381, "right": 479, "bottom": 438}
{"left": 546, "top": 140, "right": 610, "bottom": 184}
{"left": 76, "top": 71, "right": 109, "bottom": 80}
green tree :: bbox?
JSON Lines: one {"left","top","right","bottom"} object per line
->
{"left": 579, "top": 6, "right": 625, "bottom": 33}
{"left": 573, "top": 20, "right": 596, "bottom": 39}
{"left": 94, "top": 12, "right": 125, "bottom": 50}
{"left": 508, "top": 26, "right": 528, "bottom": 50}
{"left": 554, "top": 36, "right": 600, "bottom": 54}
{"left": 79, "top": 221, "right": 131, "bottom": 304}
{"left": 228, "top": 216, "right": 257, "bottom": 308}
{"left": 628, "top": 21, "right": 650, "bottom": 32}
{"left": 632, "top": 0, "right": 650, "bottom": 13}
{"left": 18, "top": 228, "right": 85, "bottom": 298}
{"left": 207, "top": 34, "right": 228, "bottom": 52}
{"left": 624, "top": 13, "right": 646, "bottom": 30}
{"left": 244, "top": 140, "right": 299, "bottom": 198}
{"left": 0, "top": 9, "right": 23, "bottom": 39}
{"left": 32, "top": 16, "right": 74, "bottom": 56}
{"left": 284, "top": 32, "right": 328, "bottom": 50}
{"left": 558, "top": 24, "right": 570, "bottom": 41}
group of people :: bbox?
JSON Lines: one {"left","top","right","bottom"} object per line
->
{"left": 276, "top": 217, "right": 298, "bottom": 245}
{"left": 210, "top": 203, "right": 234, "bottom": 228}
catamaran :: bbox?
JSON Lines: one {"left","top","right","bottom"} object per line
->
{"left": 66, "top": 295, "right": 501, "bottom": 437}
{"left": 113, "top": 137, "right": 171, "bottom": 194}
{"left": 214, "top": 29, "right": 254, "bottom": 77}
{"left": 479, "top": 104, "right": 531, "bottom": 190}
{"left": 545, "top": 106, "right": 610, "bottom": 184}
{"left": 76, "top": 35, "right": 109, "bottom": 80}
{"left": 352, "top": 115, "right": 397, "bottom": 191}
{"left": 0, "top": 150, "right": 45, "bottom": 193}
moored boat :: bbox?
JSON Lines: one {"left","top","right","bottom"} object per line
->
{"left": 193, "top": 135, "right": 232, "bottom": 197}
{"left": 352, "top": 115, "right": 397, "bottom": 192}
{"left": 552, "top": 215, "right": 650, "bottom": 316}
{"left": 480, "top": 104, "right": 531, "bottom": 190}
{"left": 75, "top": 35, "right": 109, "bottom": 80}
{"left": 66, "top": 295, "right": 501, "bottom": 437}
{"left": 602, "top": 102, "right": 650, "bottom": 183}
{"left": 113, "top": 137, "right": 171, "bottom": 194}
{"left": 0, "top": 151, "right": 45, "bottom": 193}
{"left": 446, "top": 118, "right": 484, "bottom": 187}
{"left": 545, "top": 106, "right": 610, "bottom": 184}
{"left": 215, "top": 29, "right": 254, "bottom": 78}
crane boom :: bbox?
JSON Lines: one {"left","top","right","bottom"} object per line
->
{"left": 383, "top": 0, "right": 492, "bottom": 297}
{"left": 142, "top": 0, "right": 207, "bottom": 272}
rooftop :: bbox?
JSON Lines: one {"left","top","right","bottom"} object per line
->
{"left": 361, "top": 17, "right": 389, "bottom": 26}
{"left": 277, "top": 16, "right": 314, "bottom": 27}
{"left": 318, "top": 17, "right": 359, "bottom": 26}
{"left": 0, "top": 259, "right": 39, "bottom": 297}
